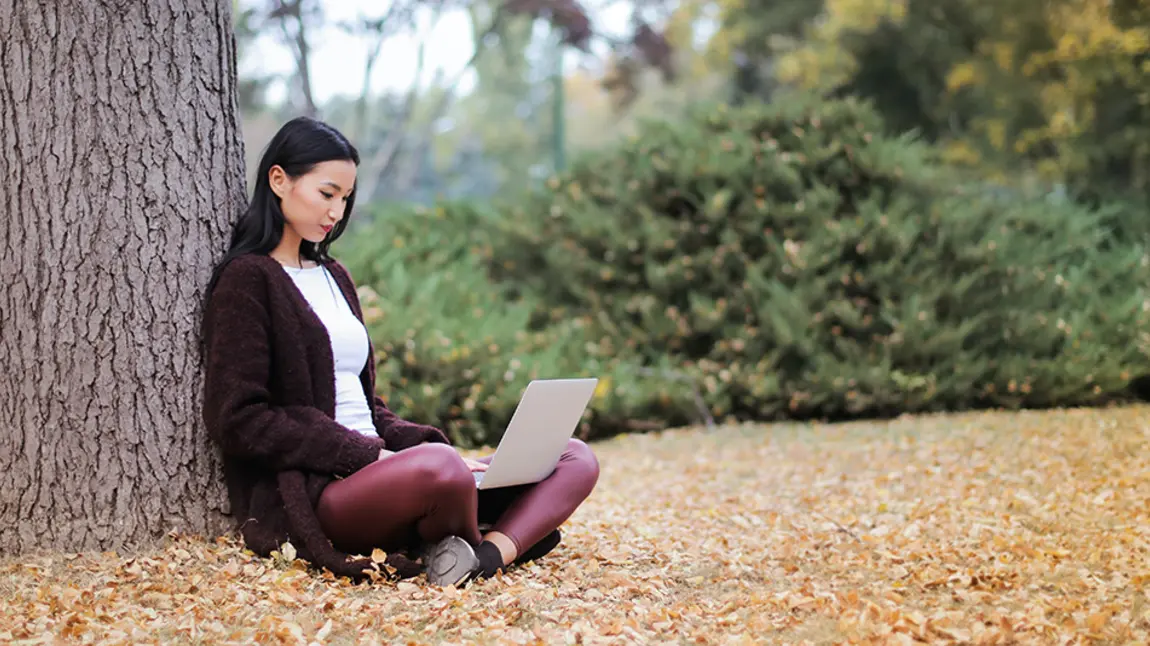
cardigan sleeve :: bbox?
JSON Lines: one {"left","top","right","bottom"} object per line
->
{"left": 202, "top": 260, "right": 384, "bottom": 476}
{"left": 372, "top": 396, "right": 451, "bottom": 450}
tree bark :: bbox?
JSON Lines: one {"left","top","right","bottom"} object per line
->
{"left": 0, "top": 0, "right": 244, "bottom": 554}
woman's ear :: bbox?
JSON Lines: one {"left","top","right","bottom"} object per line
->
{"left": 268, "top": 165, "right": 290, "bottom": 198}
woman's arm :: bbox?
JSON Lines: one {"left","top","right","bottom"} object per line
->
{"left": 202, "top": 260, "right": 384, "bottom": 475}
{"left": 372, "top": 396, "right": 451, "bottom": 450}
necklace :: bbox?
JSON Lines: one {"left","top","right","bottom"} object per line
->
{"left": 275, "top": 253, "right": 314, "bottom": 270}
{"left": 278, "top": 255, "right": 343, "bottom": 310}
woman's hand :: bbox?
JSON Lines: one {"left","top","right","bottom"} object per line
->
{"left": 385, "top": 445, "right": 485, "bottom": 471}
{"left": 462, "top": 457, "right": 488, "bottom": 472}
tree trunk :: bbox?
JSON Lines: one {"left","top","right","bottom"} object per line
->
{"left": 0, "top": 0, "right": 245, "bottom": 554}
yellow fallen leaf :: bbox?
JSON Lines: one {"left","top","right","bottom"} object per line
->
{"left": 280, "top": 541, "right": 297, "bottom": 562}
{"left": 315, "top": 618, "right": 334, "bottom": 641}
{"left": 1086, "top": 612, "right": 1108, "bottom": 632}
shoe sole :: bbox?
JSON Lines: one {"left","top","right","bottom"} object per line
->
{"left": 423, "top": 536, "right": 480, "bottom": 587}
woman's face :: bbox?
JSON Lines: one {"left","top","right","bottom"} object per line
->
{"left": 269, "top": 160, "right": 357, "bottom": 243}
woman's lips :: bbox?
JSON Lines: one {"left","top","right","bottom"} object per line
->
{"left": 322, "top": 225, "right": 333, "bottom": 233}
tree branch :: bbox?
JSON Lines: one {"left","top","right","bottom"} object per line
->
{"left": 272, "top": 0, "right": 318, "bottom": 117}
{"left": 356, "top": 11, "right": 437, "bottom": 202}
{"left": 358, "top": 4, "right": 511, "bottom": 201}
{"left": 345, "top": 2, "right": 421, "bottom": 140}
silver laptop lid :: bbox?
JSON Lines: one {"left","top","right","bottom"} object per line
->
{"left": 477, "top": 378, "right": 599, "bottom": 489}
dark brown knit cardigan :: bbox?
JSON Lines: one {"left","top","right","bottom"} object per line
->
{"left": 201, "top": 253, "right": 449, "bottom": 579}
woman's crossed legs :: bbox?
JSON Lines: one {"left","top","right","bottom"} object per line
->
{"left": 315, "top": 439, "right": 600, "bottom": 578}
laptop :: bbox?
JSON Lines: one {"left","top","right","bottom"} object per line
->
{"left": 472, "top": 378, "right": 599, "bottom": 490}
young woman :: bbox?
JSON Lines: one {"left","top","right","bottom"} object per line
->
{"left": 201, "top": 117, "right": 600, "bottom": 586}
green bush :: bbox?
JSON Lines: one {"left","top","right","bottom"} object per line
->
{"left": 485, "top": 96, "right": 1150, "bottom": 419}
{"left": 338, "top": 203, "right": 701, "bottom": 447}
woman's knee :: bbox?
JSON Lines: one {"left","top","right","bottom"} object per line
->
{"left": 563, "top": 438, "right": 600, "bottom": 491}
{"left": 404, "top": 443, "right": 474, "bottom": 492}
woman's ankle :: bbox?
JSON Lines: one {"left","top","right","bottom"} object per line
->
{"left": 474, "top": 541, "right": 505, "bottom": 578}
{"left": 481, "top": 530, "right": 519, "bottom": 566}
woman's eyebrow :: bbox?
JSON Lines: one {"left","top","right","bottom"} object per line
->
{"left": 320, "top": 180, "right": 354, "bottom": 196}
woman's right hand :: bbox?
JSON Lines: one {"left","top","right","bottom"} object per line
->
{"left": 462, "top": 457, "right": 488, "bottom": 472}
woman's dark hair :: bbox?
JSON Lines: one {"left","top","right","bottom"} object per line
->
{"left": 206, "top": 116, "right": 360, "bottom": 295}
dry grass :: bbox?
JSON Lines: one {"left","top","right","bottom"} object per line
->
{"left": 2, "top": 405, "right": 1149, "bottom": 644}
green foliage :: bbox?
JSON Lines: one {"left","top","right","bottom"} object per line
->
{"left": 773, "top": 0, "right": 1150, "bottom": 205}
{"left": 485, "top": 96, "right": 1150, "bottom": 420}
{"left": 704, "top": 0, "right": 827, "bottom": 100}
{"left": 337, "top": 202, "right": 700, "bottom": 447}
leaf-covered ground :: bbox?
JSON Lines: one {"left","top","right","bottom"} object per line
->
{"left": 2, "top": 406, "right": 1148, "bottom": 644}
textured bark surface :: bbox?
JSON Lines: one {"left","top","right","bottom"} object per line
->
{"left": 0, "top": 0, "right": 245, "bottom": 553}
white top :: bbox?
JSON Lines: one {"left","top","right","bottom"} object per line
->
{"left": 281, "top": 264, "right": 377, "bottom": 436}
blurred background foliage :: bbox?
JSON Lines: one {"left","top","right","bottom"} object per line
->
{"left": 236, "top": 0, "right": 1150, "bottom": 446}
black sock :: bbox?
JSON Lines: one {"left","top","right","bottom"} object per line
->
{"left": 515, "top": 529, "right": 562, "bottom": 565}
{"left": 475, "top": 541, "right": 505, "bottom": 578}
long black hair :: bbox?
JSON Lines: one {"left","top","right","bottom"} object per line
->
{"left": 206, "top": 116, "right": 360, "bottom": 296}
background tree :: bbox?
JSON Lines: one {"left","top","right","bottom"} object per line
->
{"left": 771, "top": 0, "right": 1150, "bottom": 203}
{"left": 238, "top": 0, "right": 679, "bottom": 203}
{"left": 0, "top": 0, "right": 244, "bottom": 554}
{"left": 696, "top": 0, "right": 825, "bottom": 102}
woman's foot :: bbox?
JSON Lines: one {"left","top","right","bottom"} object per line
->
{"left": 422, "top": 536, "right": 480, "bottom": 586}
{"left": 515, "top": 529, "right": 562, "bottom": 565}
{"left": 471, "top": 529, "right": 565, "bottom": 581}
{"left": 423, "top": 530, "right": 564, "bottom": 586}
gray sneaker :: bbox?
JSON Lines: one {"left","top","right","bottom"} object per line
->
{"left": 422, "top": 536, "right": 480, "bottom": 587}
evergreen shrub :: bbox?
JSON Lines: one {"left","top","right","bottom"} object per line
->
{"left": 485, "top": 96, "right": 1150, "bottom": 419}
{"left": 339, "top": 203, "right": 700, "bottom": 446}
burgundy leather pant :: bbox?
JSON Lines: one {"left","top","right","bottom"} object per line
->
{"left": 315, "top": 439, "right": 600, "bottom": 557}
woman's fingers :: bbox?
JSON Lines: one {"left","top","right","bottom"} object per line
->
{"left": 455, "top": 448, "right": 489, "bottom": 471}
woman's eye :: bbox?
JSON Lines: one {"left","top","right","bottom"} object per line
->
{"left": 320, "top": 192, "right": 334, "bottom": 199}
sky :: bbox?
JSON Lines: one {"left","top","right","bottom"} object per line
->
{"left": 242, "top": 1, "right": 478, "bottom": 104}
{"left": 240, "top": 0, "right": 639, "bottom": 106}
